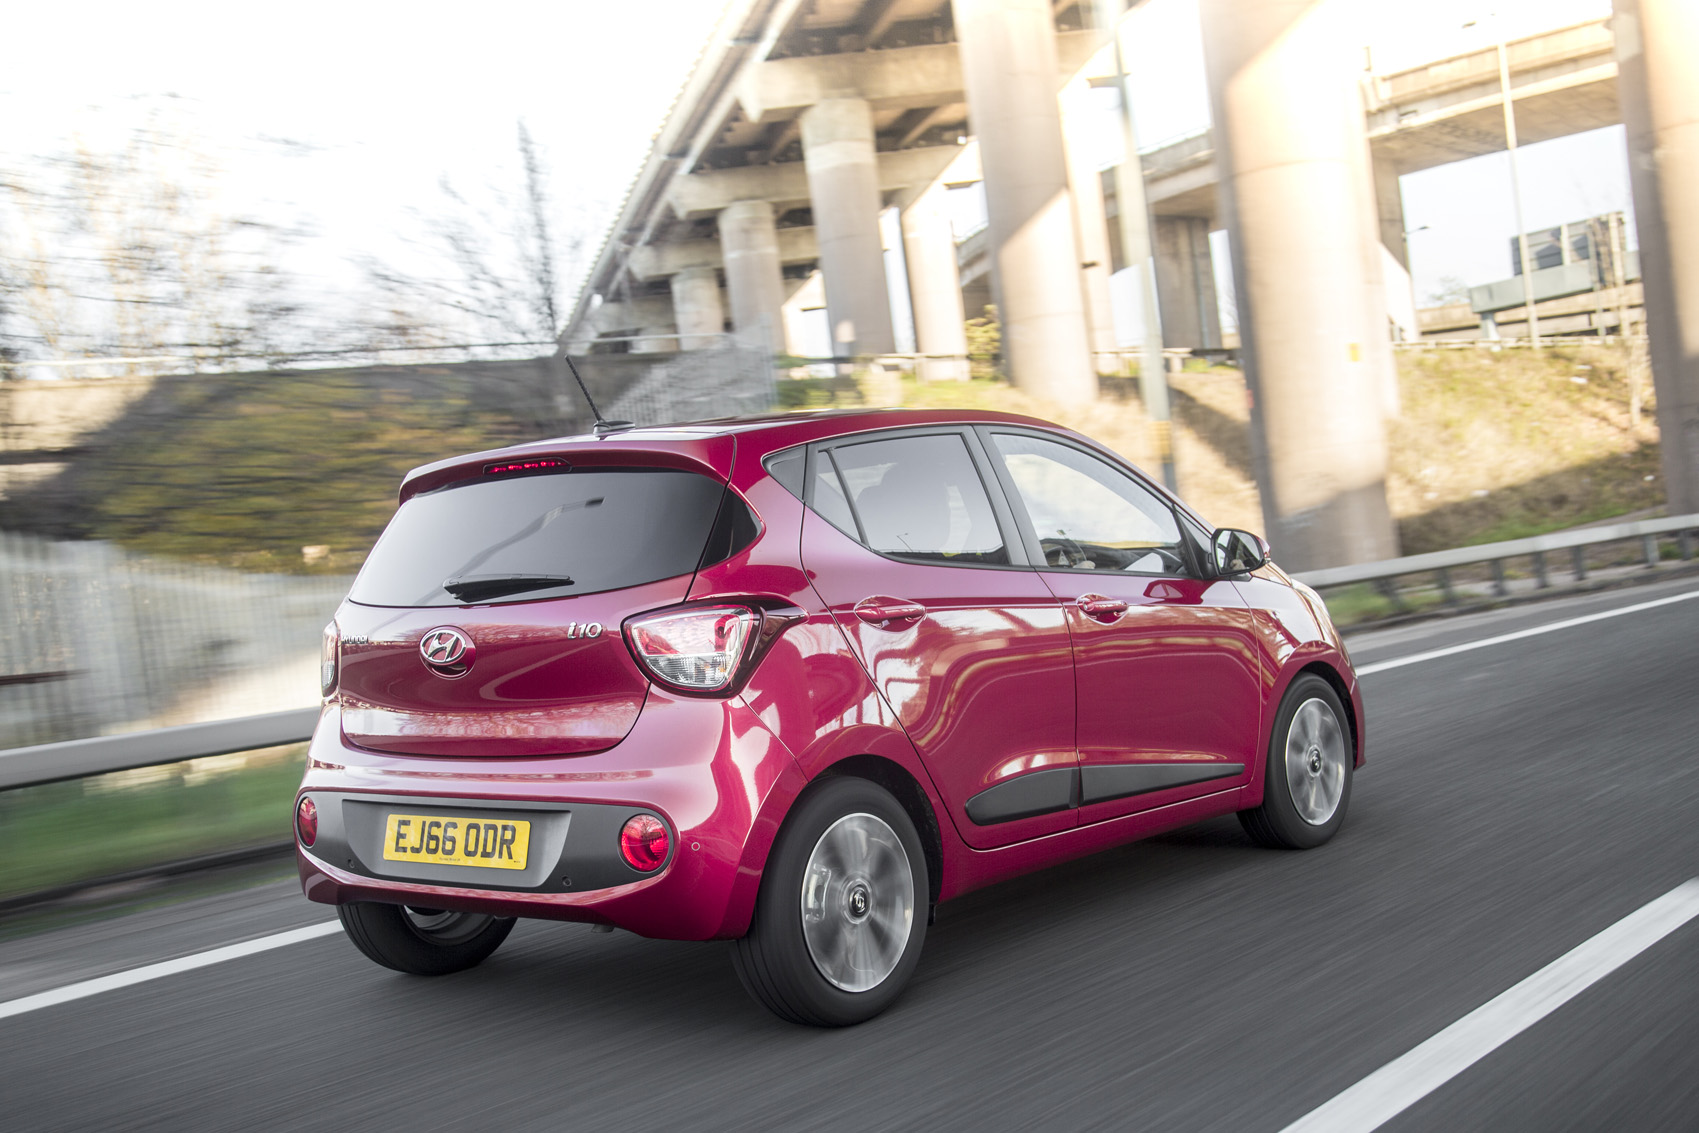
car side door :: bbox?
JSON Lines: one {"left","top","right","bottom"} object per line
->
{"left": 978, "top": 427, "right": 1263, "bottom": 824}
{"left": 798, "top": 427, "right": 1079, "bottom": 850}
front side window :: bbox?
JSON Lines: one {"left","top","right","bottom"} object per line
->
{"left": 823, "top": 433, "right": 1009, "bottom": 565}
{"left": 991, "top": 432, "right": 1185, "bottom": 575}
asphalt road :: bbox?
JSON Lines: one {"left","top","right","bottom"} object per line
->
{"left": 3, "top": 578, "right": 1698, "bottom": 1131}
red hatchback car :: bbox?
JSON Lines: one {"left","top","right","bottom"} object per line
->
{"left": 297, "top": 408, "right": 1364, "bottom": 1025}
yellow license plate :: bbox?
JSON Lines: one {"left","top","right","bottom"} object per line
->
{"left": 382, "top": 813, "right": 530, "bottom": 870}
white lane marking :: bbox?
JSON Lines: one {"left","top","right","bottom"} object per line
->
{"left": 1356, "top": 588, "right": 1699, "bottom": 675}
{"left": 0, "top": 921, "right": 341, "bottom": 1021}
{"left": 1281, "top": 878, "right": 1699, "bottom": 1133}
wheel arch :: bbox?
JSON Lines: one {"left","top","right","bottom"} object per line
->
{"left": 1246, "top": 657, "right": 1362, "bottom": 809}
{"left": 816, "top": 754, "right": 945, "bottom": 908}
{"left": 1293, "top": 659, "right": 1360, "bottom": 764}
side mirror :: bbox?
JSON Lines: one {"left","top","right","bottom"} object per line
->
{"left": 1211, "top": 528, "right": 1268, "bottom": 577}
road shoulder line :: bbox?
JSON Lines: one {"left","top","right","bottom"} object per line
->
{"left": 1280, "top": 878, "right": 1699, "bottom": 1132}
{"left": 0, "top": 921, "right": 340, "bottom": 1021}
{"left": 1355, "top": 589, "right": 1699, "bottom": 675}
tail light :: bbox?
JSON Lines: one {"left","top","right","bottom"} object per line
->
{"left": 320, "top": 621, "right": 339, "bottom": 698}
{"left": 624, "top": 606, "right": 756, "bottom": 693}
{"left": 297, "top": 796, "right": 318, "bottom": 847}
{"left": 619, "top": 813, "right": 669, "bottom": 871}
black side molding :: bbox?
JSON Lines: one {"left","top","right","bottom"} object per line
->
{"left": 966, "top": 761, "right": 1246, "bottom": 825}
{"left": 1079, "top": 762, "right": 1244, "bottom": 805}
{"left": 965, "top": 767, "right": 1077, "bottom": 825}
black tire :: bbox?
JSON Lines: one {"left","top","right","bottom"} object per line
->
{"left": 1239, "top": 674, "right": 1353, "bottom": 850}
{"left": 337, "top": 902, "right": 516, "bottom": 976}
{"left": 730, "top": 777, "right": 929, "bottom": 1026}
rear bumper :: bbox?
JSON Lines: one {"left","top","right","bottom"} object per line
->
{"left": 296, "top": 692, "right": 805, "bottom": 940}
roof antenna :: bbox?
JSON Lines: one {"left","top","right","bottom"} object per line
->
{"left": 561, "top": 353, "right": 633, "bottom": 436}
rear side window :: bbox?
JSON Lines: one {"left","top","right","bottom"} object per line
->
{"left": 812, "top": 455, "right": 861, "bottom": 540}
{"left": 350, "top": 469, "right": 727, "bottom": 607}
{"left": 824, "top": 433, "right": 1009, "bottom": 565}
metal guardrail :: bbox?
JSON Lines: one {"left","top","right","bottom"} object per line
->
{"left": 0, "top": 707, "right": 318, "bottom": 791}
{"left": 3, "top": 511, "right": 1696, "bottom": 792}
{"left": 1293, "top": 511, "right": 1699, "bottom": 590}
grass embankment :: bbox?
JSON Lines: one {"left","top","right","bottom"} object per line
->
{"left": 0, "top": 746, "right": 304, "bottom": 902}
{"left": 1387, "top": 344, "right": 1660, "bottom": 552}
{"left": 840, "top": 342, "right": 1661, "bottom": 555}
{"left": 2, "top": 371, "right": 530, "bottom": 574}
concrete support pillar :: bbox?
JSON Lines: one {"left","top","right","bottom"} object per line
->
{"left": 1152, "top": 217, "right": 1223, "bottom": 352}
{"left": 1374, "top": 157, "right": 1408, "bottom": 271}
{"left": 799, "top": 98, "right": 896, "bottom": 356}
{"left": 718, "top": 200, "right": 787, "bottom": 354}
{"left": 952, "top": 0, "right": 1097, "bottom": 404}
{"left": 1350, "top": 120, "right": 1402, "bottom": 418}
{"left": 1615, "top": 0, "right": 1699, "bottom": 513}
{"left": 1062, "top": 77, "right": 1119, "bottom": 369}
{"left": 900, "top": 186, "right": 971, "bottom": 380}
{"left": 1199, "top": 0, "right": 1399, "bottom": 570}
{"left": 670, "top": 267, "right": 724, "bottom": 351}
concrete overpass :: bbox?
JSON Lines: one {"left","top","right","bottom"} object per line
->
{"left": 1086, "top": 16, "right": 1623, "bottom": 351}
{"left": 560, "top": 0, "right": 1699, "bottom": 569}
{"left": 569, "top": 9, "right": 1622, "bottom": 362}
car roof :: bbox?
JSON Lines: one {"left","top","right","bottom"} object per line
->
{"left": 418, "top": 408, "right": 1068, "bottom": 473}
{"left": 587, "top": 407, "right": 1061, "bottom": 447}
{"left": 396, "top": 407, "right": 1206, "bottom": 529}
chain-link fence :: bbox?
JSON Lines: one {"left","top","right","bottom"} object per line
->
{"left": 606, "top": 343, "right": 777, "bottom": 426}
{"left": 0, "top": 531, "right": 352, "bottom": 749}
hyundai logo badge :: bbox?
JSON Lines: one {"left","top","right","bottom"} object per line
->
{"left": 419, "top": 627, "right": 475, "bottom": 676}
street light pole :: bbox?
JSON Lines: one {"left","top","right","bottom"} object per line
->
{"left": 1494, "top": 23, "right": 1541, "bottom": 346}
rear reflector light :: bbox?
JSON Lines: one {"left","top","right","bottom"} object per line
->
{"left": 297, "top": 797, "right": 318, "bottom": 847}
{"left": 624, "top": 606, "right": 755, "bottom": 693}
{"left": 619, "top": 814, "right": 669, "bottom": 872}
{"left": 320, "top": 621, "right": 338, "bottom": 698}
{"left": 484, "top": 457, "right": 568, "bottom": 476}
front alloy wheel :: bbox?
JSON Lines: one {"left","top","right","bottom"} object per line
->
{"left": 1239, "top": 673, "right": 1354, "bottom": 850}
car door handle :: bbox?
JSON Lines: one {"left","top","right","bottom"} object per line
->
{"left": 1076, "top": 594, "right": 1129, "bottom": 623}
{"left": 853, "top": 597, "right": 926, "bottom": 627}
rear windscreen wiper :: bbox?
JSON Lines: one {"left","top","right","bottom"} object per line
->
{"left": 441, "top": 574, "right": 575, "bottom": 602}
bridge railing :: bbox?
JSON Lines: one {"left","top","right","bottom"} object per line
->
{"left": 3, "top": 511, "right": 1697, "bottom": 792}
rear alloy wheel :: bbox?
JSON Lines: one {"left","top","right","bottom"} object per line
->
{"left": 337, "top": 902, "right": 516, "bottom": 976}
{"left": 731, "top": 777, "right": 928, "bottom": 1026}
{"left": 1239, "top": 674, "right": 1353, "bottom": 850}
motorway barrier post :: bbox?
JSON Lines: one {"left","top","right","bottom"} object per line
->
{"left": 1435, "top": 567, "right": 1457, "bottom": 605}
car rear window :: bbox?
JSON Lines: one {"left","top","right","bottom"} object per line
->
{"left": 349, "top": 468, "right": 729, "bottom": 607}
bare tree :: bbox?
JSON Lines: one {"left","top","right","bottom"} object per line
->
{"left": 1425, "top": 275, "right": 1472, "bottom": 307}
{"left": 517, "top": 121, "right": 561, "bottom": 338}
{"left": 363, "top": 119, "right": 588, "bottom": 349}
{"left": 0, "top": 102, "right": 317, "bottom": 372}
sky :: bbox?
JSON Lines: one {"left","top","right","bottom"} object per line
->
{"left": 0, "top": 0, "right": 1635, "bottom": 352}
{"left": 0, "top": 0, "right": 725, "bottom": 336}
